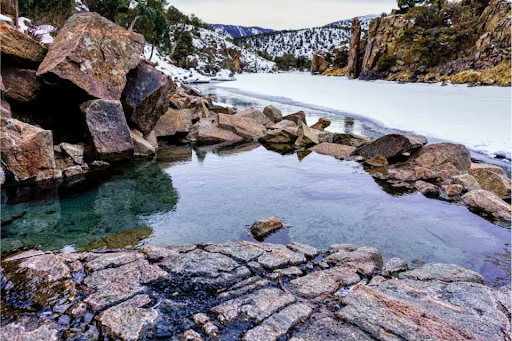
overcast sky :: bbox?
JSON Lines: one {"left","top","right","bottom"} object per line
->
{"left": 171, "top": 0, "right": 398, "bottom": 30}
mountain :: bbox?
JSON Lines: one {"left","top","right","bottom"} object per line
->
{"left": 325, "top": 14, "right": 379, "bottom": 31}
{"left": 211, "top": 24, "right": 274, "bottom": 39}
{"left": 240, "top": 27, "right": 351, "bottom": 59}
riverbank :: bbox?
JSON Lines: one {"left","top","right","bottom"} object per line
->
{"left": 2, "top": 242, "right": 510, "bottom": 341}
{"left": 215, "top": 73, "right": 512, "bottom": 160}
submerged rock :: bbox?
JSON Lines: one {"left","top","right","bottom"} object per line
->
{"left": 250, "top": 217, "right": 284, "bottom": 239}
{"left": 37, "top": 12, "right": 144, "bottom": 100}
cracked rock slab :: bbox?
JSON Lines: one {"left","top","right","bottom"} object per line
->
{"left": 399, "top": 262, "right": 485, "bottom": 283}
{"left": 288, "top": 267, "right": 360, "bottom": 298}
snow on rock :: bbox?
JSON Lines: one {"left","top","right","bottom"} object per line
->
{"left": 216, "top": 73, "right": 511, "bottom": 159}
{"left": 17, "top": 17, "right": 56, "bottom": 44}
{"left": 0, "top": 14, "right": 13, "bottom": 23}
{"left": 75, "top": 0, "right": 89, "bottom": 12}
{"left": 212, "top": 69, "right": 236, "bottom": 81}
{"left": 211, "top": 24, "right": 274, "bottom": 39}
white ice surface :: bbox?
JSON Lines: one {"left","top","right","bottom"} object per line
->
{"left": 217, "top": 73, "right": 511, "bottom": 159}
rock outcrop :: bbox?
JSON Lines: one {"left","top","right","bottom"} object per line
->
{"left": 2, "top": 242, "right": 509, "bottom": 341}
{"left": 311, "top": 52, "right": 329, "bottom": 74}
{"left": 347, "top": 17, "right": 361, "bottom": 79}
{"left": 37, "top": 12, "right": 145, "bottom": 100}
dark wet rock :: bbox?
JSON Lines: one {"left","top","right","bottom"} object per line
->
{"left": 415, "top": 180, "right": 440, "bottom": 198}
{"left": 462, "top": 189, "right": 512, "bottom": 222}
{"left": 309, "top": 143, "right": 355, "bottom": 158}
{"left": 37, "top": 12, "right": 144, "bottom": 100}
{"left": 381, "top": 258, "right": 408, "bottom": 277}
{"left": 121, "top": 62, "right": 176, "bottom": 134}
{"left": 243, "top": 303, "right": 313, "bottom": 341}
{"left": 399, "top": 263, "right": 485, "bottom": 284}
{"left": 154, "top": 108, "right": 193, "bottom": 138}
{"left": 288, "top": 267, "right": 360, "bottom": 298}
{"left": 130, "top": 129, "right": 156, "bottom": 157}
{"left": 469, "top": 165, "right": 511, "bottom": 199}
{"left": 263, "top": 105, "right": 283, "bottom": 123}
{"left": 364, "top": 154, "right": 388, "bottom": 167}
{"left": 0, "top": 117, "right": 57, "bottom": 183}
{"left": 310, "top": 118, "right": 331, "bottom": 131}
{"left": 99, "top": 294, "right": 158, "bottom": 341}
{"left": 250, "top": 217, "right": 284, "bottom": 239}
{"left": 358, "top": 69, "right": 387, "bottom": 81}
{"left": 0, "top": 21, "right": 47, "bottom": 64}
{"left": 320, "top": 133, "right": 368, "bottom": 148}
{"left": 1, "top": 66, "right": 41, "bottom": 102}
{"left": 235, "top": 107, "right": 272, "bottom": 127}
{"left": 354, "top": 133, "right": 425, "bottom": 160}
{"left": 295, "top": 122, "right": 320, "bottom": 148}
{"left": 187, "top": 116, "right": 244, "bottom": 145}
{"left": 325, "top": 246, "right": 383, "bottom": 276}
{"left": 283, "top": 111, "right": 307, "bottom": 125}
{"left": 90, "top": 160, "right": 110, "bottom": 170}
{"left": 80, "top": 99, "right": 134, "bottom": 161}
{"left": 218, "top": 113, "right": 267, "bottom": 140}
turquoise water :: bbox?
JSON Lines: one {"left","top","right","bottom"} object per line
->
{"left": 2, "top": 144, "right": 510, "bottom": 285}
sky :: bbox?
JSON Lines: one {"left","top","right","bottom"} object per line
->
{"left": 171, "top": 0, "right": 398, "bottom": 30}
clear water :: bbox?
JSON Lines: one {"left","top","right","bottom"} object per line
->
{"left": 1, "top": 83, "right": 510, "bottom": 286}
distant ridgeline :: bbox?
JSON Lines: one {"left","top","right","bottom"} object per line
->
{"left": 211, "top": 24, "right": 274, "bottom": 39}
{"left": 312, "top": 0, "right": 511, "bottom": 86}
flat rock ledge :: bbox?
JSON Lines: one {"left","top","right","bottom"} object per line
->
{"left": 1, "top": 242, "right": 510, "bottom": 341}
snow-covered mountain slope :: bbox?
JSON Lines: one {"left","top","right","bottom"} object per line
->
{"left": 325, "top": 14, "right": 379, "bottom": 31}
{"left": 211, "top": 24, "right": 274, "bottom": 39}
{"left": 240, "top": 27, "right": 351, "bottom": 59}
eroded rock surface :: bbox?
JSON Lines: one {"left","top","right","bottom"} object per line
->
{"left": 1, "top": 242, "right": 509, "bottom": 341}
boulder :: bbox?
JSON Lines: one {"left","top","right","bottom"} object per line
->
{"left": 320, "top": 133, "right": 369, "bottom": 148}
{"left": 399, "top": 263, "right": 485, "bottom": 284}
{"left": 443, "top": 184, "right": 463, "bottom": 197}
{"left": 59, "top": 142, "right": 85, "bottom": 165}
{"left": 130, "top": 129, "right": 156, "bottom": 157}
{"left": 295, "top": 122, "right": 320, "bottom": 148}
{"left": 364, "top": 155, "right": 388, "bottom": 167}
{"left": 269, "top": 119, "right": 299, "bottom": 131}
{"left": 154, "top": 109, "right": 193, "bottom": 138}
{"left": 218, "top": 113, "right": 266, "bottom": 140}
{"left": 263, "top": 105, "right": 283, "bottom": 123}
{"left": 1, "top": 66, "right": 41, "bottom": 102}
{"left": 347, "top": 17, "right": 361, "bottom": 79}
{"left": 309, "top": 143, "right": 355, "bottom": 158}
{"left": 381, "top": 258, "right": 408, "bottom": 277}
{"left": 1, "top": 98, "right": 11, "bottom": 118}
{"left": 37, "top": 12, "right": 144, "bottom": 100}
{"left": 410, "top": 143, "right": 471, "bottom": 173}
{"left": 311, "top": 53, "right": 329, "bottom": 74}
{"left": 415, "top": 181, "right": 440, "bottom": 197}
{"left": 469, "top": 164, "right": 510, "bottom": 199}
{"left": 0, "top": 21, "right": 47, "bottom": 64}
{"left": 250, "top": 217, "right": 284, "bottom": 239}
{"left": 450, "top": 174, "right": 481, "bottom": 191}
{"left": 80, "top": 99, "right": 134, "bottom": 161}
{"left": 260, "top": 128, "right": 298, "bottom": 144}
{"left": 469, "top": 162, "right": 506, "bottom": 176}
{"left": 0, "top": 117, "right": 57, "bottom": 182}
{"left": 354, "top": 134, "right": 426, "bottom": 159}
{"left": 283, "top": 111, "right": 307, "bottom": 125}
{"left": 310, "top": 117, "right": 331, "bottom": 131}
{"left": 235, "top": 108, "right": 272, "bottom": 127}
{"left": 121, "top": 62, "right": 176, "bottom": 134}
{"left": 187, "top": 116, "right": 244, "bottom": 145}
{"left": 462, "top": 190, "right": 511, "bottom": 222}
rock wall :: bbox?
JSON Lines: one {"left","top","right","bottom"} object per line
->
{"left": 347, "top": 17, "right": 361, "bottom": 79}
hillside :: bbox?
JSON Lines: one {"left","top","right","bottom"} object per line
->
{"left": 325, "top": 14, "right": 378, "bottom": 31}
{"left": 211, "top": 24, "right": 274, "bottom": 38}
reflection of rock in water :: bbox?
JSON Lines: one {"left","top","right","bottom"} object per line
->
{"left": 262, "top": 143, "right": 296, "bottom": 156}
{"left": 0, "top": 162, "right": 178, "bottom": 253}
{"left": 215, "top": 142, "right": 261, "bottom": 157}
{"left": 79, "top": 226, "right": 153, "bottom": 251}
{"left": 485, "top": 243, "right": 511, "bottom": 288}
{"left": 372, "top": 177, "right": 415, "bottom": 197}
{"left": 156, "top": 145, "right": 193, "bottom": 165}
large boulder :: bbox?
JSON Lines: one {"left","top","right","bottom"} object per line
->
{"left": 80, "top": 99, "right": 134, "bottom": 161}
{"left": 462, "top": 189, "right": 511, "bottom": 222}
{"left": 154, "top": 109, "right": 193, "bottom": 138}
{"left": 347, "top": 17, "right": 361, "bottom": 79}
{"left": 469, "top": 163, "right": 510, "bottom": 199}
{"left": 0, "top": 21, "right": 47, "bottom": 65}
{"left": 250, "top": 217, "right": 284, "bottom": 239}
{"left": 1, "top": 65, "right": 41, "bottom": 102}
{"left": 37, "top": 12, "right": 144, "bottom": 100}
{"left": 186, "top": 116, "right": 244, "bottom": 145}
{"left": 263, "top": 106, "right": 283, "bottom": 123}
{"left": 235, "top": 108, "right": 272, "bottom": 127}
{"left": 218, "top": 113, "right": 266, "bottom": 140}
{"left": 121, "top": 62, "right": 176, "bottom": 134}
{"left": 0, "top": 117, "right": 57, "bottom": 182}
{"left": 410, "top": 143, "right": 471, "bottom": 173}
{"left": 354, "top": 134, "right": 425, "bottom": 159}
{"left": 311, "top": 53, "right": 329, "bottom": 74}
{"left": 260, "top": 121, "right": 299, "bottom": 144}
